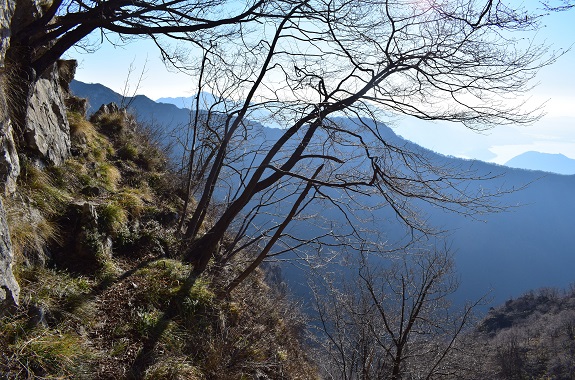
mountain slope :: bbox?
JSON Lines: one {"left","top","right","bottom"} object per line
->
{"left": 71, "top": 80, "right": 192, "bottom": 129}
{"left": 70, "top": 80, "right": 575, "bottom": 308}
{"left": 0, "top": 105, "right": 315, "bottom": 378}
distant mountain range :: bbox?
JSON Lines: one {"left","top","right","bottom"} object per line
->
{"left": 505, "top": 151, "right": 575, "bottom": 175}
{"left": 156, "top": 94, "right": 220, "bottom": 110}
{"left": 70, "top": 80, "right": 193, "bottom": 129}
{"left": 70, "top": 80, "right": 575, "bottom": 309}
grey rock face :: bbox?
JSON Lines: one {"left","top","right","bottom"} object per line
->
{"left": 0, "top": 114, "right": 20, "bottom": 195}
{"left": 25, "top": 62, "right": 71, "bottom": 166}
{"left": 0, "top": 0, "right": 20, "bottom": 195}
{"left": 57, "top": 60, "right": 77, "bottom": 96}
{"left": 0, "top": 0, "right": 15, "bottom": 62}
{"left": 0, "top": 197, "right": 19, "bottom": 309}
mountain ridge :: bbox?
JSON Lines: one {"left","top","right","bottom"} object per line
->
{"left": 70, "top": 80, "right": 575, "bottom": 309}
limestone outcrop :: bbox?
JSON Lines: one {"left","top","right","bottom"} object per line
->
{"left": 0, "top": 0, "right": 79, "bottom": 307}
{"left": 0, "top": 1, "right": 15, "bottom": 63}
{"left": 24, "top": 61, "right": 71, "bottom": 166}
{"left": 1, "top": 0, "right": 20, "bottom": 195}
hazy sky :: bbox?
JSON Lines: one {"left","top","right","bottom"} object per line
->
{"left": 70, "top": 3, "right": 575, "bottom": 165}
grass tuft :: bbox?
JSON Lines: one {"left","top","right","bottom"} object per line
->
{"left": 98, "top": 202, "right": 128, "bottom": 233}
{"left": 143, "top": 357, "right": 203, "bottom": 380}
{"left": 14, "top": 329, "right": 97, "bottom": 377}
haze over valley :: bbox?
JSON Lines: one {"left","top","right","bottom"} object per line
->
{"left": 72, "top": 80, "right": 575, "bottom": 308}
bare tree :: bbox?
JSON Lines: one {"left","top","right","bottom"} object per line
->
{"left": 5, "top": 0, "right": 575, "bottom": 284}
{"left": 177, "top": 0, "right": 571, "bottom": 276}
{"left": 312, "top": 246, "right": 483, "bottom": 379}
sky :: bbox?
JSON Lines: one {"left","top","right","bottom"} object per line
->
{"left": 70, "top": 3, "right": 575, "bottom": 166}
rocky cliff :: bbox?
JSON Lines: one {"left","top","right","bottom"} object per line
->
{"left": 0, "top": 0, "right": 74, "bottom": 307}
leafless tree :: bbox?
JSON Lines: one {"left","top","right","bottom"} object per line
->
{"left": 467, "top": 287, "right": 575, "bottom": 379}
{"left": 5, "top": 0, "right": 575, "bottom": 284}
{"left": 176, "top": 0, "right": 572, "bottom": 277}
{"left": 311, "top": 246, "right": 483, "bottom": 379}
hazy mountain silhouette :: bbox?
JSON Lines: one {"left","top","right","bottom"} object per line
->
{"left": 156, "top": 94, "right": 220, "bottom": 110}
{"left": 70, "top": 80, "right": 575, "bottom": 308}
{"left": 71, "top": 80, "right": 193, "bottom": 129}
{"left": 505, "top": 151, "right": 575, "bottom": 175}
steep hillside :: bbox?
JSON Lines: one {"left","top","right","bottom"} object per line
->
{"left": 0, "top": 105, "right": 317, "bottom": 379}
{"left": 466, "top": 287, "right": 575, "bottom": 379}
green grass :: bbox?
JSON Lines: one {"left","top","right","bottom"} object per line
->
{"left": 98, "top": 202, "right": 128, "bottom": 233}
{"left": 15, "top": 267, "right": 92, "bottom": 310}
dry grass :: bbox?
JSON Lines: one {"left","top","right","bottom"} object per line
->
{"left": 0, "top": 108, "right": 318, "bottom": 379}
{"left": 143, "top": 356, "right": 203, "bottom": 380}
{"left": 5, "top": 202, "right": 60, "bottom": 265}
{"left": 68, "top": 110, "right": 94, "bottom": 140}
{"left": 1, "top": 257, "right": 318, "bottom": 379}
{"left": 4, "top": 161, "right": 68, "bottom": 265}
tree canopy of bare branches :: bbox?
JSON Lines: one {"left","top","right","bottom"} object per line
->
{"left": 173, "top": 0, "right": 569, "bottom": 277}
{"left": 5, "top": 0, "right": 574, "bottom": 283}
{"left": 312, "top": 247, "right": 483, "bottom": 379}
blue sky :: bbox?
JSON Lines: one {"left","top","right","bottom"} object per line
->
{"left": 70, "top": 3, "right": 575, "bottom": 165}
